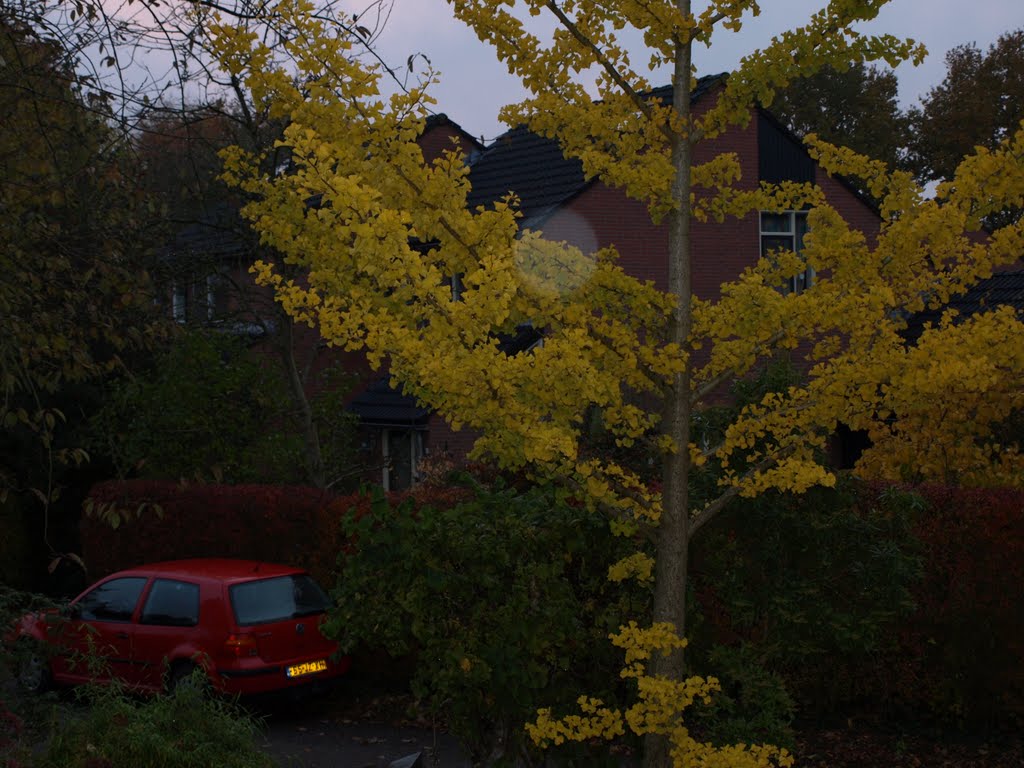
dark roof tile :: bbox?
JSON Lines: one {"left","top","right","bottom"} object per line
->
{"left": 466, "top": 74, "right": 726, "bottom": 222}
{"left": 346, "top": 376, "right": 431, "bottom": 427}
{"left": 904, "top": 271, "right": 1024, "bottom": 343}
{"left": 466, "top": 126, "right": 586, "bottom": 221}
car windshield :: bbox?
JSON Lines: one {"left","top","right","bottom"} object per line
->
{"left": 229, "top": 574, "right": 331, "bottom": 626}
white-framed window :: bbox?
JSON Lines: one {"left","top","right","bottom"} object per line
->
{"left": 171, "top": 280, "right": 188, "bottom": 324}
{"left": 206, "top": 275, "right": 217, "bottom": 321}
{"left": 204, "top": 272, "right": 230, "bottom": 321}
{"left": 760, "top": 211, "right": 813, "bottom": 294}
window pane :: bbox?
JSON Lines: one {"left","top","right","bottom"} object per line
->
{"left": 760, "top": 212, "right": 792, "bottom": 234}
{"left": 787, "top": 265, "right": 817, "bottom": 294}
{"left": 795, "top": 212, "right": 809, "bottom": 252}
{"left": 141, "top": 579, "right": 200, "bottom": 627}
{"left": 172, "top": 282, "right": 187, "bottom": 324}
{"left": 388, "top": 430, "right": 415, "bottom": 491}
{"left": 77, "top": 577, "right": 148, "bottom": 622}
{"left": 761, "top": 235, "right": 794, "bottom": 256}
{"left": 230, "top": 575, "right": 331, "bottom": 626}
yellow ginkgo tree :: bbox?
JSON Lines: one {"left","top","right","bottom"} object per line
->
{"left": 209, "top": 1, "right": 1024, "bottom": 765}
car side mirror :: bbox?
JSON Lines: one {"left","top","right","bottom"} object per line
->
{"left": 61, "top": 603, "right": 82, "bottom": 620}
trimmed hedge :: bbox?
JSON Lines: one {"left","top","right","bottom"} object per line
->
{"left": 874, "top": 483, "right": 1024, "bottom": 725}
{"left": 80, "top": 479, "right": 1024, "bottom": 727}
{"left": 81, "top": 480, "right": 470, "bottom": 585}
{"left": 693, "top": 481, "right": 1024, "bottom": 728}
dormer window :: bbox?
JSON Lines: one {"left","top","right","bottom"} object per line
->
{"left": 760, "top": 211, "right": 813, "bottom": 294}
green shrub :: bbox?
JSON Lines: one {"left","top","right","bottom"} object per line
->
{"left": 1, "top": 588, "right": 61, "bottom": 765}
{"left": 89, "top": 330, "right": 361, "bottom": 487}
{"left": 690, "top": 479, "right": 924, "bottom": 714}
{"left": 689, "top": 644, "right": 795, "bottom": 749}
{"left": 325, "top": 482, "right": 649, "bottom": 765}
{"left": 35, "top": 683, "right": 272, "bottom": 768}
{"left": 90, "top": 329, "right": 300, "bottom": 484}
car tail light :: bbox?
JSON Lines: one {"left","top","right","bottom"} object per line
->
{"left": 224, "top": 633, "right": 258, "bottom": 658}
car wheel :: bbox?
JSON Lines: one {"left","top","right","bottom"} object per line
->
{"left": 16, "top": 639, "right": 52, "bottom": 694}
{"left": 167, "top": 661, "right": 207, "bottom": 696}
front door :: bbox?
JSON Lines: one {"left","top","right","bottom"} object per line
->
{"left": 383, "top": 429, "right": 423, "bottom": 491}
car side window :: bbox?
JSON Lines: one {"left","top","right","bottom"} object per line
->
{"left": 76, "top": 577, "right": 148, "bottom": 622}
{"left": 140, "top": 579, "right": 200, "bottom": 627}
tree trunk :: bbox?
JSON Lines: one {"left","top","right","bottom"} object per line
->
{"left": 279, "top": 313, "right": 326, "bottom": 488}
{"left": 644, "top": 8, "right": 693, "bottom": 767}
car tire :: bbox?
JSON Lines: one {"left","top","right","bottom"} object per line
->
{"left": 167, "top": 661, "right": 207, "bottom": 696}
{"left": 16, "top": 638, "right": 52, "bottom": 694}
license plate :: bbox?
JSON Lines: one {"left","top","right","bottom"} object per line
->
{"left": 286, "top": 659, "right": 328, "bottom": 678}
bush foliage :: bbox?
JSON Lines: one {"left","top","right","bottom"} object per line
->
{"left": 325, "top": 483, "right": 649, "bottom": 765}
{"left": 34, "top": 684, "right": 272, "bottom": 768}
{"left": 89, "top": 330, "right": 362, "bottom": 487}
{"left": 77, "top": 476, "right": 1024, "bottom": 735}
{"left": 692, "top": 481, "right": 1024, "bottom": 728}
{"left": 1, "top": 586, "right": 61, "bottom": 763}
{"left": 691, "top": 480, "right": 924, "bottom": 714}
{"left": 873, "top": 483, "right": 1024, "bottom": 725}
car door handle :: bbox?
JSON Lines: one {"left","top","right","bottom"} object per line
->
{"left": 115, "top": 632, "right": 129, "bottom": 639}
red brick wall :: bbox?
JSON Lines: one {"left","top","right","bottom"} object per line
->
{"left": 544, "top": 109, "right": 880, "bottom": 296}
{"left": 427, "top": 413, "right": 480, "bottom": 463}
{"left": 815, "top": 170, "right": 881, "bottom": 246}
{"left": 419, "top": 120, "right": 481, "bottom": 164}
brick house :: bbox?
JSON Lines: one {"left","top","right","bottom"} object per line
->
{"left": 446, "top": 75, "right": 885, "bottom": 472}
{"left": 170, "top": 79, "right": 1020, "bottom": 490}
{"left": 159, "top": 115, "right": 483, "bottom": 491}
{"left": 465, "top": 76, "right": 881, "bottom": 302}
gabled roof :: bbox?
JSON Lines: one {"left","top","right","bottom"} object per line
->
{"left": 161, "top": 200, "right": 253, "bottom": 267}
{"left": 164, "top": 116, "right": 482, "bottom": 268}
{"left": 424, "top": 112, "right": 485, "bottom": 154}
{"left": 346, "top": 376, "right": 432, "bottom": 428}
{"left": 466, "top": 126, "right": 587, "bottom": 224}
{"left": 903, "top": 271, "right": 1024, "bottom": 343}
{"left": 466, "top": 74, "right": 726, "bottom": 227}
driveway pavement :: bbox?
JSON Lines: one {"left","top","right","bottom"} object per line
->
{"left": 256, "top": 689, "right": 471, "bottom": 768}
{"left": 260, "top": 715, "right": 470, "bottom": 768}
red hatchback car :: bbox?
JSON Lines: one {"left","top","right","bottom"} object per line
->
{"left": 14, "top": 559, "right": 350, "bottom": 696}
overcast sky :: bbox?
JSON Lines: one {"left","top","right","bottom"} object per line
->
{"left": 368, "top": 0, "right": 1023, "bottom": 142}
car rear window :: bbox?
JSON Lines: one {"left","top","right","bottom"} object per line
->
{"left": 229, "top": 574, "right": 331, "bottom": 626}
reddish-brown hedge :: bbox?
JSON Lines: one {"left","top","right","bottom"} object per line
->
{"left": 877, "top": 483, "right": 1024, "bottom": 724}
{"left": 81, "top": 480, "right": 471, "bottom": 586}
{"left": 690, "top": 480, "right": 1024, "bottom": 726}
{"left": 80, "top": 479, "right": 1023, "bottom": 724}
